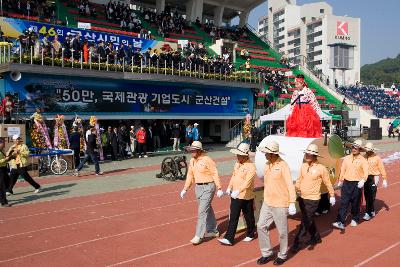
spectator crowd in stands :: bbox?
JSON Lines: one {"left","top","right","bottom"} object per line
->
{"left": 338, "top": 85, "right": 400, "bottom": 118}
{"left": 203, "top": 22, "right": 248, "bottom": 41}
{"left": 12, "top": 26, "right": 241, "bottom": 76}
{"left": 1, "top": 0, "right": 56, "bottom": 21}
{"left": 142, "top": 6, "right": 190, "bottom": 38}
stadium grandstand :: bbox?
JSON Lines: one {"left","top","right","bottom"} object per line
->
{"left": 1, "top": 0, "right": 386, "bottom": 146}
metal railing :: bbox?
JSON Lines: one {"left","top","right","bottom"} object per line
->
{"left": 0, "top": 44, "right": 263, "bottom": 85}
{"left": 227, "top": 99, "right": 283, "bottom": 147}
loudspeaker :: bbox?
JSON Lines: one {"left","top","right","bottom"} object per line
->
{"left": 341, "top": 111, "right": 349, "bottom": 121}
{"left": 330, "top": 110, "right": 349, "bottom": 125}
{"left": 9, "top": 71, "right": 22, "bottom": 81}
{"left": 370, "top": 119, "right": 380, "bottom": 129}
{"left": 368, "top": 127, "right": 382, "bottom": 140}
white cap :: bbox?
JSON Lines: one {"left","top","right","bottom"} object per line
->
{"left": 194, "top": 123, "right": 199, "bottom": 126}
{"left": 12, "top": 134, "right": 20, "bottom": 140}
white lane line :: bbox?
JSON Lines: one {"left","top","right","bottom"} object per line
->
{"left": 0, "top": 200, "right": 197, "bottom": 239}
{"left": 0, "top": 209, "right": 228, "bottom": 264}
{"left": 232, "top": 202, "right": 400, "bottom": 267}
{"left": 107, "top": 243, "right": 192, "bottom": 267}
{"left": 2, "top": 190, "right": 180, "bottom": 221}
{"left": 3, "top": 174, "right": 233, "bottom": 221}
{"left": 354, "top": 241, "right": 400, "bottom": 267}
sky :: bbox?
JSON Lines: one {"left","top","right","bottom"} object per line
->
{"left": 245, "top": 0, "right": 400, "bottom": 66}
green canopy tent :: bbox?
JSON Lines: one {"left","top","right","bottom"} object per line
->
{"left": 391, "top": 117, "right": 400, "bottom": 128}
{"left": 324, "top": 111, "right": 342, "bottom": 121}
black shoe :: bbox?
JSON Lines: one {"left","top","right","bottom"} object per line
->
{"left": 307, "top": 237, "right": 322, "bottom": 246}
{"left": 257, "top": 256, "right": 273, "bottom": 265}
{"left": 1, "top": 204, "right": 11, "bottom": 207}
{"left": 273, "top": 258, "right": 286, "bottom": 266}
{"left": 291, "top": 244, "right": 301, "bottom": 254}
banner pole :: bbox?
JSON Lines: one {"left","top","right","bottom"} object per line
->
{"left": 51, "top": 48, "right": 54, "bottom": 66}
{"left": 106, "top": 55, "right": 109, "bottom": 71}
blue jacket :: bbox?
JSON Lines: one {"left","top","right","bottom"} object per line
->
{"left": 192, "top": 127, "right": 199, "bottom": 141}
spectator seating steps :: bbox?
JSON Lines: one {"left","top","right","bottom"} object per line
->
{"left": 7, "top": 13, "right": 40, "bottom": 21}
{"left": 280, "top": 94, "right": 292, "bottom": 99}
{"left": 288, "top": 88, "right": 317, "bottom": 93}
{"left": 282, "top": 81, "right": 296, "bottom": 85}
{"left": 238, "top": 43, "right": 264, "bottom": 50}
{"left": 235, "top": 48, "right": 270, "bottom": 56}
{"left": 239, "top": 39, "right": 256, "bottom": 44}
{"left": 250, "top": 55, "right": 275, "bottom": 61}
{"left": 184, "top": 29, "right": 197, "bottom": 34}
{"left": 169, "top": 33, "right": 203, "bottom": 41}
{"left": 164, "top": 38, "right": 178, "bottom": 43}
{"left": 69, "top": 9, "right": 107, "bottom": 20}
{"left": 74, "top": 17, "right": 120, "bottom": 28}
{"left": 251, "top": 65, "right": 291, "bottom": 72}
{"left": 4, "top": 12, "right": 62, "bottom": 24}
{"left": 91, "top": 26, "right": 139, "bottom": 37}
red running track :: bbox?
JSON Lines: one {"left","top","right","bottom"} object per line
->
{"left": 0, "top": 157, "right": 399, "bottom": 266}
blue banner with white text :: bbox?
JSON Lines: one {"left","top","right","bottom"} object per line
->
{"left": 4, "top": 73, "right": 253, "bottom": 118}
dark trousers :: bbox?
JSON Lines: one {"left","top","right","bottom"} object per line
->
{"left": 316, "top": 193, "right": 330, "bottom": 213}
{"left": 73, "top": 148, "right": 81, "bottom": 169}
{"left": 77, "top": 152, "right": 100, "bottom": 174}
{"left": 0, "top": 167, "right": 9, "bottom": 205}
{"left": 294, "top": 197, "right": 320, "bottom": 246}
{"left": 8, "top": 166, "right": 41, "bottom": 193}
{"left": 111, "top": 144, "right": 119, "bottom": 160}
{"left": 364, "top": 175, "right": 378, "bottom": 216}
{"left": 119, "top": 143, "right": 127, "bottom": 159}
{"left": 224, "top": 198, "right": 255, "bottom": 243}
{"left": 137, "top": 143, "right": 147, "bottom": 156}
{"left": 336, "top": 180, "right": 361, "bottom": 223}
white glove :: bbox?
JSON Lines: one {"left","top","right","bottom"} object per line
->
{"left": 374, "top": 176, "right": 380, "bottom": 186}
{"left": 382, "top": 179, "right": 388, "bottom": 188}
{"left": 230, "top": 190, "right": 240, "bottom": 199}
{"left": 357, "top": 180, "right": 365, "bottom": 188}
{"left": 329, "top": 196, "right": 336, "bottom": 206}
{"left": 337, "top": 181, "right": 343, "bottom": 188}
{"left": 288, "top": 203, "right": 297, "bottom": 215}
{"left": 216, "top": 189, "right": 224, "bottom": 198}
{"left": 226, "top": 188, "right": 231, "bottom": 196}
{"left": 180, "top": 189, "right": 186, "bottom": 199}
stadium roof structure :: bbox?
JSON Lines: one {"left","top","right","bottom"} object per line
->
{"left": 132, "top": 0, "right": 266, "bottom": 26}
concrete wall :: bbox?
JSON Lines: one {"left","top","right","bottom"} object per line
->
{"left": 209, "top": 119, "right": 230, "bottom": 142}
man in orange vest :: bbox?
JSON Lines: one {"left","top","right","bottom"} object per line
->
{"left": 218, "top": 143, "right": 256, "bottom": 246}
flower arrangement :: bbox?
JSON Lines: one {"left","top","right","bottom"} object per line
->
{"left": 30, "top": 111, "right": 52, "bottom": 149}
{"left": 54, "top": 114, "right": 70, "bottom": 149}
{"left": 72, "top": 115, "right": 86, "bottom": 152}
{"left": 242, "top": 114, "right": 252, "bottom": 140}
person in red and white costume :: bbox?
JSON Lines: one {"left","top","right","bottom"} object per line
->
{"left": 286, "top": 75, "right": 322, "bottom": 138}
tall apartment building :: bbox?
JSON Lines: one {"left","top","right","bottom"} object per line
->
{"left": 258, "top": 0, "right": 360, "bottom": 86}
{"left": 258, "top": 16, "right": 268, "bottom": 39}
